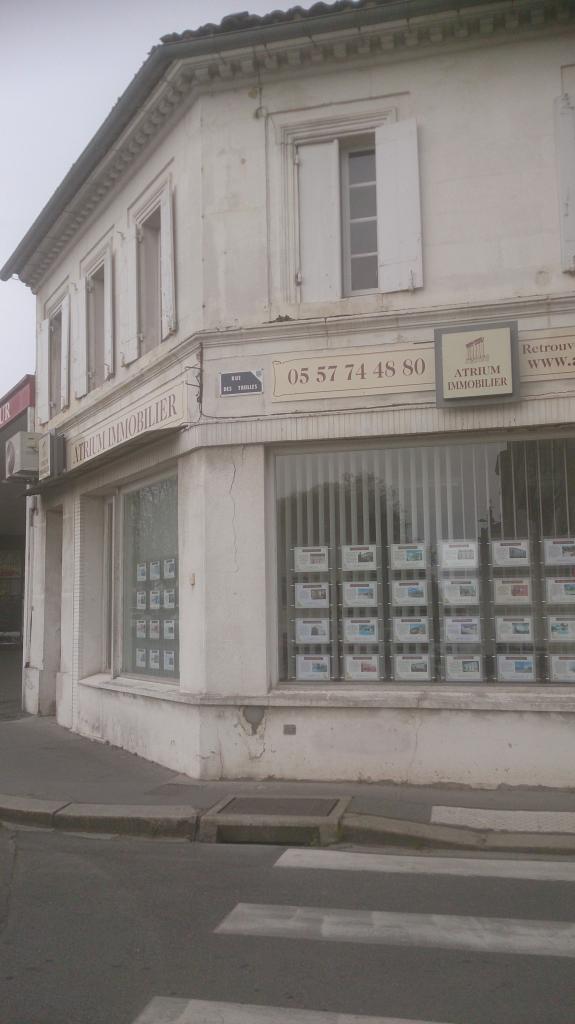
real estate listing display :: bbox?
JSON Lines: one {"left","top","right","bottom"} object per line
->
{"left": 276, "top": 438, "right": 575, "bottom": 684}
{"left": 390, "top": 543, "right": 427, "bottom": 570}
{"left": 391, "top": 580, "right": 428, "bottom": 607}
{"left": 343, "top": 617, "right": 379, "bottom": 643}
{"left": 491, "top": 540, "right": 530, "bottom": 567}
{"left": 341, "top": 545, "right": 377, "bottom": 569}
{"left": 344, "top": 654, "right": 380, "bottom": 680}
{"left": 123, "top": 477, "right": 179, "bottom": 678}
{"left": 439, "top": 540, "right": 478, "bottom": 570}
{"left": 392, "top": 616, "right": 430, "bottom": 642}
{"left": 495, "top": 616, "right": 533, "bottom": 643}
{"left": 295, "top": 618, "right": 331, "bottom": 644}
{"left": 294, "top": 546, "right": 329, "bottom": 572}
{"left": 445, "top": 655, "right": 483, "bottom": 682}
{"left": 439, "top": 579, "right": 480, "bottom": 605}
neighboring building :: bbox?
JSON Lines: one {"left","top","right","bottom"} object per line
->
{"left": 1, "top": 0, "right": 575, "bottom": 784}
{"left": 0, "top": 375, "right": 35, "bottom": 646}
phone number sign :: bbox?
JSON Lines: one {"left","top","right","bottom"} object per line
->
{"left": 272, "top": 345, "right": 434, "bottom": 401}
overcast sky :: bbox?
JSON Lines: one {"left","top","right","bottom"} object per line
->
{"left": 0, "top": 0, "right": 315, "bottom": 398}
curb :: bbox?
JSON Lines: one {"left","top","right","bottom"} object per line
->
{"left": 0, "top": 795, "right": 198, "bottom": 838}
{"left": 340, "top": 812, "right": 575, "bottom": 854}
{"left": 2, "top": 794, "right": 575, "bottom": 853}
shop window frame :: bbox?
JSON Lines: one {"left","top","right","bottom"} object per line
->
{"left": 101, "top": 469, "right": 180, "bottom": 685}
{"left": 271, "top": 431, "right": 575, "bottom": 690}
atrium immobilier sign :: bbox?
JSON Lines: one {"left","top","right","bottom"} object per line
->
{"left": 435, "top": 322, "right": 519, "bottom": 406}
{"left": 65, "top": 383, "right": 187, "bottom": 473}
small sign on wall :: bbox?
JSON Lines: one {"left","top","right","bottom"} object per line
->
{"left": 220, "top": 370, "right": 263, "bottom": 396}
{"left": 435, "top": 321, "right": 519, "bottom": 406}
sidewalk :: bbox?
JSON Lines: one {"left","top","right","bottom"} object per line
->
{"left": 1, "top": 714, "right": 575, "bottom": 852}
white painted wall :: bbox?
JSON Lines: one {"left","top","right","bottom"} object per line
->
{"left": 179, "top": 444, "right": 268, "bottom": 695}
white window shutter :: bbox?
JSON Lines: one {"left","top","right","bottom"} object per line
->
{"left": 36, "top": 318, "right": 50, "bottom": 425}
{"left": 298, "top": 140, "right": 342, "bottom": 303}
{"left": 555, "top": 93, "right": 575, "bottom": 274}
{"left": 60, "top": 293, "right": 70, "bottom": 409}
{"left": 121, "top": 226, "right": 140, "bottom": 366}
{"left": 375, "top": 119, "right": 423, "bottom": 293}
{"left": 103, "top": 246, "right": 114, "bottom": 377}
{"left": 160, "top": 187, "right": 176, "bottom": 339}
{"left": 74, "top": 278, "right": 88, "bottom": 399}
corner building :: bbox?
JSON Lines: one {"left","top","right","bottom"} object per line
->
{"left": 3, "top": 0, "right": 575, "bottom": 786}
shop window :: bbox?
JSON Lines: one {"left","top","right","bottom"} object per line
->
{"left": 276, "top": 438, "right": 575, "bottom": 685}
{"left": 122, "top": 477, "right": 179, "bottom": 679}
{"left": 37, "top": 293, "right": 70, "bottom": 424}
{"left": 296, "top": 119, "right": 422, "bottom": 302}
{"left": 122, "top": 182, "right": 176, "bottom": 367}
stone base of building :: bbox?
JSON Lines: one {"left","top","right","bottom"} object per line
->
{"left": 55, "top": 676, "right": 575, "bottom": 789}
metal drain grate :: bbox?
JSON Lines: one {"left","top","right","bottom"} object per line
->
{"left": 216, "top": 797, "right": 338, "bottom": 817}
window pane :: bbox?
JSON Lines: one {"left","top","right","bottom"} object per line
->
{"left": 350, "top": 220, "right": 377, "bottom": 256}
{"left": 276, "top": 440, "right": 575, "bottom": 685}
{"left": 351, "top": 254, "right": 378, "bottom": 291}
{"left": 49, "top": 312, "right": 62, "bottom": 414}
{"left": 348, "top": 149, "right": 376, "bottom": 185}
{"left": 122, "top": 477, "right": 179, "bottom": 678}
{"left": 349, "top": 184, "right": 377, "bottom": 220}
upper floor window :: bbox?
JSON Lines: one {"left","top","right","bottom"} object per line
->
{"left": 340, "top": 141, "right": 378, "bottom": 294}
{"left": 555, "top": 87, "right": 575, "bottom": 274}
{"left": 49, "top": 309, "right": 62, "bottom": 415}
{"left": 37, "top": 293, "right": 70, "bottom": 425}
{"left": 122, "top": 180, "right": 176, "bottom": 367}
{"left": 87, "top": 263, "right": 106, "bottom": 389}
{"left": 75, "top": 244, "right": 114, "bottom": 401}
{"left": 296, "top": 119, "right": 422, "bottom": 303}
{"left": 138, "top": 206, "right": 162, "bottom": 354}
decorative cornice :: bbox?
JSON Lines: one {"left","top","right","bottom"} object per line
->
{"left": 4, "top": 0, "right": 574, "bottom": 291}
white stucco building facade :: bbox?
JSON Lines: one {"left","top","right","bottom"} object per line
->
{"left": 3, "top": 0, "right": 575, "bottom": 788}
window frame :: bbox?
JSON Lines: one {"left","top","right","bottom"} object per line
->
{"left": 268, "top": 97, "right": 415, "bottom": 305}
{"left": 339, "top": 136, "right": 379, "bottom": 297}
{"left": 272, "top": 431, "right": 575, "bottom": 690}
{"left": 123, "top": 176, "right": 176, "bottom": 367}
{"left": 37, "top": 288, "right": 70, "bottom": 425}
{"left": 106, "top": 470, "right": 180, "bottom": 684}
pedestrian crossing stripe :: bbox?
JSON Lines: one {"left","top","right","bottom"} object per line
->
{"left": 131, "top": 997, "right": 454, "bottom": 1024}
{"left": 275, "top": 848, "right": 575, "bottom": 883}
{"left": 216, "top": 902, "right": 575, "bottom": 958}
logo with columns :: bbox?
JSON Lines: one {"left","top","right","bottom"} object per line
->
{"left": 465, "top": 336, "right": 490, "bottom": 363}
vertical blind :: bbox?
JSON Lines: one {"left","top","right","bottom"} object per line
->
{"left": 276, "top": 438, "right": 575, "bottom": 684}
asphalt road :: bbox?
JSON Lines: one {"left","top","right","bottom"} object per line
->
{"left": 1, "top": 827, "right": 574, "bottom": 1024}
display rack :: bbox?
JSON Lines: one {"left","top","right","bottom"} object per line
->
{"left": 490, "top": 538, "right": 534, "bottom": 682}
{"left": 389, "top": 542, "right": 432, "bottom": 682}
{"left": 437, "top": 540, "right": 482, "bottom": 682}
{"left": 132, "top": 556, "right": 179, "bottom": 675}
{"left": 543, "top": 536, "right": 575, "bottom": 682}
